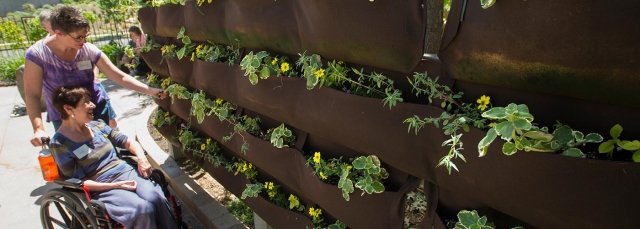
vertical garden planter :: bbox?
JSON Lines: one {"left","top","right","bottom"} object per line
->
{"left": 141, "top": 50, "right": 169, "bottom": 77}
{"left": 154, "top": 122, "right": 181, "bottom": 149}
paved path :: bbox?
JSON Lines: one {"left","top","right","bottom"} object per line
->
{"left": 0, "top": 80, "right": 206, "bottom": 228}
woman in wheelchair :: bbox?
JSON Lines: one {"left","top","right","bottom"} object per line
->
{"left": 49, "top": 85, "right": 178, "bottom": 229}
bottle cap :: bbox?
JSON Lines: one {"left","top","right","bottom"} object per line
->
{"left": 39, "top": 149, "right": 51, "bottom": 157}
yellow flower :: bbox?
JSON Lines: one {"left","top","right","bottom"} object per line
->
{"left": 268, "top": 190, "right": 276, "bottom": 198}
{"left": 281, "top": 62, "right": 290, "bottom": 72}
{"left": 346, "top": 165, "right": 352, "bottom": 171}
{"left": 164, "top": 111, "right": 169, "bottom": 117}
{"left": 200, "top": 143, "right": 206, "bottom": 151}
{"left": 319, "top": 172, "right": 327, "bottom": 180}
{"left": 309, "top": 207, "right": 316, "bottom": 217}
{"left": 477, "top": 95, "right": 491, "bottom": 111}
{"left": 271, "top": 57, "right": 278, "bottom": 65}
{"left": 314, "top": 68, "right": 325, "bottom": 80}
{"left": 338, "top": 61, "right": 344, "bottom": 65}
{"left": 215, "top": 98, "right": 224, "bottom": 105}
{"left": 196, "top": 44, "right": 203, "bottom": 54}
{"left": 179, "top": 130, "right": 184, "bottom": 135}
{"left": 268, "top": 182, "right": 274, "bottom": 190}
{"left": 313, "top": 152, "right": 321, "bottom": 164}
{"left": 206, "top": 138, "right": 211, "bottom": 145}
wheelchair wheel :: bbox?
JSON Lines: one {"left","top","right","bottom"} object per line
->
{"left": 41, "top": 188, "right": 99, "bottom": 229}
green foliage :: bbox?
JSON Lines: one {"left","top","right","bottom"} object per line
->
{"left": 194, "top": 40, "right": 240, "bottom": 66}
{"left": 308, "top": 152, "right": 388, "bottom": 201}
{"left": 98, "top": 41, "right": 126, "bottom": 65}
{"left": 24, "top": 18, "right": 47, "bottom": 43}
{"left": 404, "top": 189, "right": 427, "bottom": 229}
{"left": 233, "top": 159, "right": 258, "bottom": 182}
{"left": 160, "top": 44, "right": 178, "bottom": 61}
{"left": 227, "top": 198, "right": 254, "bottom": 226}
{"left": 479, "top": 105, "right": 603, "bottom": 158}
{"left": 22, "top": 3, "right": 37, "bottom": 14}
{"left": 176, "top": 27, "right": 196, "bottom": 60}
{"left": 599, "top": 124, "right": 640, "bottom": 162}
{"left": 239, "top": 51, "right": 297, "bottom": 85}
{"left": 0, "top": 55, "right": 25, "bottom": 83}
{"left": 140, "top": 38, "right": 161, "bottom": 53}
{"left": 480, "top": 0, "right": 497, "bottom": 9}
{"left": 269, "top": 124, "right": 296, "bottom": 148}
{"left": 454, "top": 210, "right": 523, "bottom": 229}
{"left": 177, "top": 124, "right": 199, "bottom": 152}
{"left": 0, "top": 21, "right": 26, "bottom": 49}
{"left": 153, "top": 108, "right": 176, "bottom": 127}
{"left": 165, "top": 83, "right": 191, "bottom": 103}
{"left": 296, "top": 52, "right": 403, "bottom": 109}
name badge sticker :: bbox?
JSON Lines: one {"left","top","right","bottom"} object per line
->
{"left": 77, "top": 60, "right": 92, "bottom": 71}
{"left": 72, "top": 144, "right": 91, "bottom": 159}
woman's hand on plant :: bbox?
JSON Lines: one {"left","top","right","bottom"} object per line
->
{"left": 150, "top": 88, "right": 166, "bottom": 99}
{"left": 115, "top": 180, "right": 137, "bottom": 191}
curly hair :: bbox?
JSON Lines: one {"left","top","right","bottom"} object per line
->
{"left": 50, "top": 5, "right": 90, "bottom": 35}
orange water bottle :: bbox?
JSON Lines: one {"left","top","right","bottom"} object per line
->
{"left": 38, "top": 137, "right": 59, "bottom": 182}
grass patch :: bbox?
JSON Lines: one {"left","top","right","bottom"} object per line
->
{"left": 227, "top": 198, "right": 254, "bottom": 226}
{"left": 0, "top": 55, "right": 25, "bottom": 84}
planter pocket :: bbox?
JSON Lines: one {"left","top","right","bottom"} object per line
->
{"left": 141, "top": 50, "right": 169, "bottom": 77}
{"left": 201, "top": 158, "right": 315, "bottom": 228}
{"left": 432, "top": 127, "right": 640, "bottom": 229}
{"left": 167, "top": 58, "right": 195, "bottom": 89}
{"left": 154, "top": 4, "right": 185, "bottom": 38}
{"left": 137, "top": 7, "right": 157, "bottom": 37}
{"left": 154, "top": 122, "right": 181, "bottom": 149}
{"left": 192, "top": 60, "right": 241, "bottom": 102}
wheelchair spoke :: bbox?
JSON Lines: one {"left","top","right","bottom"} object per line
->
{"left": 53, "top": 200, "right": 73, "bottom": 226}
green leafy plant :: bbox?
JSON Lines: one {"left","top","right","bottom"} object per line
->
{"left": 478, "top": 105, "right": 603, "bottom": 157}
{"left": 480, "top": 0, "right": 497, "bottom": 9}
{"left": 239, "top": 51, "right": 297, "bottom": 85}
{"left": 24, "top": 17, "right": 47, "bottom": 43}
{"left": 308, "top": 152, "right": 389, "bottom": 201}
{"left": 164, "top": 83, "right": 191, "bottom": 104}
{"left": 404, "top": 188, "right": 427, "bottom": 229}
{"left": 99, "top": 41, "right": 126, "bottom": 66}
{"left": 227, "top": 198, "right": 254, "bottom": 226}
{"left": 140, "top": 38, "right": 162, "bottom": 53}
{"left": 232, "top": 158, "right": 259, "bottom": 182}
{"left": 296, "top": 52, "right": 403, "bottom": 109}
{"left": 160, "top": 44, "right": 178, "bottom": 61}
{"left": 153, "top": 108, "right": 176, "bottom": 127}
{"left": 406, "top": 73, "right": 602, "bottom": 173}
{"left": 176, "top": 27, "right": 196, "bottom": 60}
{"left": 269, "top": 124, "right": 296, "bottom": 148}
{"left": 177, "top": 124, "right": 199, "bottom": 152}
{"left": 0, "top": 55, "right": 25, "bottom": 83}
{"left": 599, "top": 124, "right": 640, "bottom": 162}
{"left": 454, "top": 210, "right": 522, "bottom": 229}
{"left": 193, "top": 40, "right": 240, "bottom": 66}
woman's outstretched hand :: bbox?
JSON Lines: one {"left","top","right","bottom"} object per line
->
{"left": 150, "top": 88, "right": 166, "bottom": 99}
{"left": 115, "top": 180, "right": 137, "bottom": 191}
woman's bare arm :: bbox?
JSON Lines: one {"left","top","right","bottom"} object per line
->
{"left": 23, "top": 59, "right": 48, "bottom": 146}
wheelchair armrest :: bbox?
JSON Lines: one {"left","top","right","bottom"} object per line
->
{"left": 53, "top": 178, "right": 83, "bottom": 188}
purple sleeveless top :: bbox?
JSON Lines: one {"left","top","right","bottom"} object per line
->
{"left": 25, "top": 41, "right": 108, "bottom": 122}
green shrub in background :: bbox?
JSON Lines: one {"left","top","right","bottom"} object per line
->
{"left": 25, "top": 18, "right": 48, "bottom": 43}
{"left": 0, "top": 55, "right": 25, "bottom": 84}
{"left": 227, "top": 198, "right": 254, "bottom": 226}
{"left": 0, "top": 21, "right": 26, "bottom": 49}
{"left": 99, "top": 41, "right": 126, "bottom": 65}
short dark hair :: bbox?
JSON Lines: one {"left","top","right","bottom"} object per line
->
{"left": 128, "top": 26, "right": 142, "bottom": 36}
{"left": 50, "top": 5, "right": 90, "bottom": 35}
{"left": 52, "top": 86, "right": 91, "bottom": 120}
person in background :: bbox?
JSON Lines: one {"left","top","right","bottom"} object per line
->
{"left": 121, "top": 26, "right": 146, "bottom": 76}
{"left": 24, "top": 5, "right": 165, "bottom": 147}
{"left": 50, "top": 85, "right": 178, "bottom": 229}
{"left": 41, "top": 9, "right": 118, "bottom": 128}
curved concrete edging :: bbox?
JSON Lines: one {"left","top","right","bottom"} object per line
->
{"left": 135, "top": 104, "right": 247, "bottom": 229}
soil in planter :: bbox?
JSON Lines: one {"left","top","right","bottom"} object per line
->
{"left": 147, "top": 111, "right": 255, "bottom": 229}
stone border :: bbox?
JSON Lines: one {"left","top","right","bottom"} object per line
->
{"left": 135, "top": 104, "right": 247, "bottom": 229}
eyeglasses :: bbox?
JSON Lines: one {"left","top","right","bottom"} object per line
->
{"left": 68, "top": 33, "right": 90, "bottom": 42}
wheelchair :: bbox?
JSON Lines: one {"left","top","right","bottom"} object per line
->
{"left": 39, "top": 139, "right": 188, "bottom": 229}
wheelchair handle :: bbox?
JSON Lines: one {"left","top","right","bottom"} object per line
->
{"left": 41, "top": 137, "right": 50, "bottom": 149}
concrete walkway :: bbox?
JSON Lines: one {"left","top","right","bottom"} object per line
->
{"left": 0, "top": 79, "right": 243, "bottom": 229}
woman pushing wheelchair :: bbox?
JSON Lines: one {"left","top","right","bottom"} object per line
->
{"left": 49, "top": 85, "right": 178, "bottom": 229}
